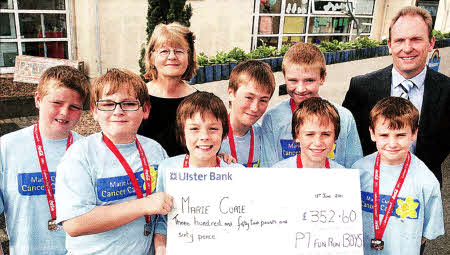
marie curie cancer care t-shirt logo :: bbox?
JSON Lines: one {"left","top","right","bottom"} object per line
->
{"left": 96, "top": 165, "right": 158, "bottom": 202}
{"left": 280, "top": 139, "right": 336, "bottom": 159}
{"left": 361, "top": 191, "right": 420, "bottom": 220}
{"left": 18, "top": 172, "right": 56, "bottom": 195}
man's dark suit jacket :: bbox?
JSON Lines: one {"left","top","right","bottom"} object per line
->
{"left": 343, "top": 65, "right": 450, "bottom": 185}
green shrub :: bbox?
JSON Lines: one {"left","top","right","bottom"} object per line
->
{"left": 280, "top": 43, "right": 293, "bottom": 55}
{"left": 197, "top": 52, "right": 209, "bottom": 66}
{"left": 227, "top": 47, "right": 247, "bottom": 62}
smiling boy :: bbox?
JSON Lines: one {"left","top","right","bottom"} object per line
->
{"left": 261, "top": 42, "right": 362, "bottom": 167}
{"left": 55, "top": 69, "right": 173, "bottom": 255}
{"left": 0, "top": 66, "right": 89, "bottom": 254}
{"left": 153, "top": 91, "right": 243, "bottom": 255}
{"left": 352, "top": 97, "right": 444, "bottom": 254}
{"left": 272, "top": 97, "right": 343, "bottom": 169}
{"left": 219, "top": 60, "right": 275, "bottom": 167}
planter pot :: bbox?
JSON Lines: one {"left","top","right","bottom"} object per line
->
{"left": 276, "top": 56, "right": 283, "bottom": 71}
{"left": 196, "top": 66, "right": 205, "bottom": 84}
{"left": 323, "top": 52, "right": 330, "bottom": 65}
{"left": 261, "top": 58, "right": 272, "bottom": 68}
{"left": 349, "top": 49, "right": 356, "bottom": 61}
{"left": 213, "top": 64, "right": 222, "bottom": 81}
{"left": 221, "top": 63, "right": 230, "bottom": 80}
{"left": 328, "top": 52, "right": 336, "bottom": 64}
{"left": 269, "top": 58, "right": 278, "bottom": 71}
{"left": 336, "top": 51, "right": 342, "bottom": 63}
{"left": 229, "top": 62, "right": 238, "bottom": 72}
{"left": 188, "top": 74, "right": 196, "bottom": 85}
{"left": 342, "top": 50, "right": 349, "bottom": 62}
{"left": 370, "top": 47, "right": 377, "bottom": 58}
{"left": 204, "top": 65, "right": 213, "bottom": 82}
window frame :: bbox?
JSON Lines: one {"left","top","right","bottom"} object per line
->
{"left": 251, "top": 0, "right": 375, "bottom": 51}
{"left": 0, "top": 0, "right": 73, "bottom": 73}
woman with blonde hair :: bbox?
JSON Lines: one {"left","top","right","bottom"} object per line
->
{"left": 138, "top": 22, "right": 198, "bottom": 156}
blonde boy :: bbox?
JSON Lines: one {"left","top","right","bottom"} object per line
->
{"left": 55, "top": 69, "right": 173, "bottom": 255}
{"left": 219, "top": 60, "right": 275, "bottom": 167}
{"left": 272, "top": 97, "right": 344, "bottom": 169}
{"left": 0, "top": 66, "right": 89, "bottom": 254}
{"left": 154, "top": 92, "right": 243, "bottom": 254}
{"left": 261, "top": 42, "right": 362, "bottom": 167}
{"left": 352, "top": 97, "right": 443, "bottom": 254}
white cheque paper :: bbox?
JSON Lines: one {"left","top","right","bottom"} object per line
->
{"left": 165, "top": 168, "right": 363, "bottom": 255}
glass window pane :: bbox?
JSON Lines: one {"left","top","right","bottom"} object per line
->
{"left": 0, "top": 13, "right": 16, "bottom": 38}
{"left": 256, "top": 37, "right": 278, "bottom": 48}
{"left": 308, "top": 17, "right": 350, "bottom": 34}
{"left": 354, "top": 0, "right": 375, "bottom": 15}
{"left": 19, "top": 13, "right": 67, "bottom": 38}
{"left": 307, "top": 35, "right": 348, "bottom": 44}
{"left": 283, "top": 17, "right": 306, "bottom": 34}
{"left": 22, "top": 41, "right": 68, "bottom": 59}
{"left": 284, "top": 0, "right": 309, "bottom": 14}
{"left": 258, "top": 16, "right": 280, "bottom": 34}
{"left": 259, "top": 0, "right": 281, "bottom": 14}
{"left": 353, "top": 18, "right": 372, "bottom": 34}
{"left": 0, "top": 42, "right": 18, "bottom": 67}
{"left": 18, "top": 0, "right": 65, "bottom": 10}
{"left": 0, "top": 0, "right": 14, "bottom": 9}
{"left": 282, "top": 36, "right": 304, "bottom": 45}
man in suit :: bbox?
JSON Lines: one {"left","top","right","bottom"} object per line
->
{"left": 343, "top": 6, "right": 450, "bottom": 186}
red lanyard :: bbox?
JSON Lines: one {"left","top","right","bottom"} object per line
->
{"left": 183, "top": 154, "right": 221, "bottom": 168}
{"left": 33, "top": 124, "right": 73, "bottom": 221}
{"left": 373, "top": 152, "right": 411, "bottom": 240}
{"left": 227, "top": 114, "right": 254, "bottom": 167}
{"left": 290, "top": 98, "right": 297, "bottom": 114}
{"left": 103, "top": 134, "right": 152, "bottom": 223}
{"left": 296, "top": 154, "right": 330, "bottom": 168}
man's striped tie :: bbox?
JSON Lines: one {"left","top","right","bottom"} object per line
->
{"left": 400, "top": 80, "right": 414, "bottom": 100}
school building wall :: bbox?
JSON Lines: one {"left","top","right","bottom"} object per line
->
{"left": 70, "top": 0, "right": 450, "bottom": 79}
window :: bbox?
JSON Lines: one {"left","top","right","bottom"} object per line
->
{"left": 252, "top": 0, "right": 375, "bottom": 50}
{"left": 0, "top": 0, "right": 71, "bottom": 72}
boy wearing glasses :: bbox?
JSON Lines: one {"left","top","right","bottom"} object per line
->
{"left": 55, "top": 69, "right": 173, "bottom": 254}
{"left": 0, "top": 65, "right": 89, "bottom": 254}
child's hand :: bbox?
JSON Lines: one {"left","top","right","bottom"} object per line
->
{"left": 145, "top": 192, "right": 173, "bottom": 215}
{"left": 218, "top": 152, "right": 237, "bottom": 164}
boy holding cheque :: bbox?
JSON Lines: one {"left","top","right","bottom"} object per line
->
{"left": 352, "top": 97, "right": 444, "bottom": 254}
{"left": 55, "top": 69, "right": 173, "bottom": 254}
{"left": 154, "top": 91, "right": 243, "bottom": 255}
{"left": 261, "top": 42, "right": 362, "bottom": 167}
{"left": 220, "top": 60, "right": 275, "bottom": 167}
{"left": 0, "top": 65, "right": 89, "bottom": 254}
{"left": 272, "top": 97, "right": 344, "bottom": 169}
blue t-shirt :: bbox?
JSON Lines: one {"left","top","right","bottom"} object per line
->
{"left": 154, "top": 154, "right": 244, "bottom": 236}
{"left": 272, "top": 155, "right": 344, "bottom": 169}
{"left": 0, "top": 125, "right": 83, "bottom": 255}
{"left": 219, "top": 123, "right": 262, "bottom": 167}
{"left": 260, "top": 98, "right": 363, "bottom": 168}
{"left": 55, "top": 132, "right": 168, "bottom": 255}
{"left": 352, "top": 153, "right": 444, "bottom": 255}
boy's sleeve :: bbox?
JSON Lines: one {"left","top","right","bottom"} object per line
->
{"left": 260, "top": 113, "right": 278, "bottom": 167}
{"left": 343, "top": 111, "right": 363, "bottom": 168}
{"left": 0, "top": 138, "right": 5, "bottom": 213}
{"left": 154, "top": 162, "right": 167, "bottom": 236}
{"left": 422, "top": 179, "right": 445, "bottom": 240}
{"left": 55, "top": 144, "right": 97, "bottom": 224}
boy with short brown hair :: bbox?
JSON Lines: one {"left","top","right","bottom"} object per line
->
{"left": 154, "top": 91, "right": 243, "bottom": 254}
{"left": 273, "top": 97, "right": 343, "bottom": 169}
{"left": 353, "top": 97, "right": 444, "bottom": 254}
{"left": 55, "top": 68, "right": 173, "bottom": 255}
{"left": 0, "top": 65, "right": 89, "bottom": 254}
{"left": 261, "top": 42, "right": 362, "bottom": 167}
{"left": 220, "top": 60, "right": 275, "bottom": 167}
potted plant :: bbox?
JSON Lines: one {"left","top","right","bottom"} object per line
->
{"left": 196, "top": 52, "right": 208, "bottom": 84}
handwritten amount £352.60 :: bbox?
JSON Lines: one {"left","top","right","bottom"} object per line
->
{"left": 301, "top": 209, "right": 357, "bottom": 224}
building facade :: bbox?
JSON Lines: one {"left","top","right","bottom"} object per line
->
{"left": 0, "top": 0, "right": 448, "bottom": 78}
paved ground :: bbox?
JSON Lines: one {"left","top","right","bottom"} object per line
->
{"left": 1, "top": 50, "right": 449, "bottom": 254}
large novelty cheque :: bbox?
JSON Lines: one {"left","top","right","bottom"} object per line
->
{"left": 165, "top": 168, "right": 363, "bottom": 255}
